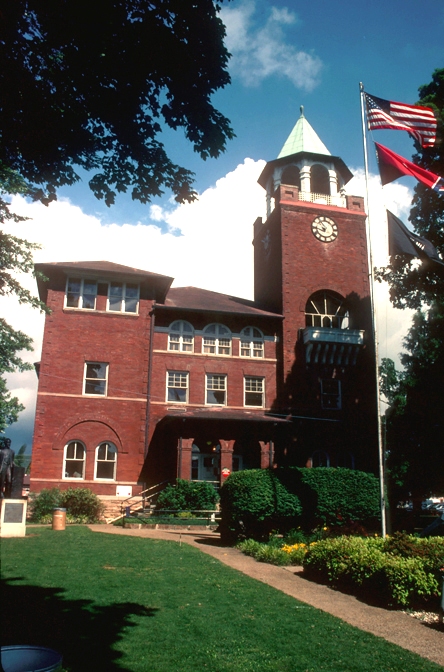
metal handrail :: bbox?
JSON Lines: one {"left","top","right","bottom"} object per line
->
{"left": 119, "top": 480, "right": 170, "bottom": 517}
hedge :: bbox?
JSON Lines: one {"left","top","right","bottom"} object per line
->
{"left": 219, "top": 469, "right": 302, "bottom": 542}
{"left": 219, "top": 467, "right": 380, "bottom": 542}
{"left": 155, "top": 479, "right": 218, "bottom": 512}
{"left": 283, "top": 467, "right": 381, "bottom": 529}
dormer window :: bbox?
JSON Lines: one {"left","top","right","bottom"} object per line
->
{"left": 203, "top": 324, "right": 231, "bottom": 356}
{"left": 168, "top": 321, "right": 194, "bottom": 352}
{"left": 108, "top": 282, "right": 139, "bottom": 313}
{"left": 66, "top": 278, "right": 97, "bottom": 309}
{"left": 240, "top": 327, "right": 264, "bottom": 358}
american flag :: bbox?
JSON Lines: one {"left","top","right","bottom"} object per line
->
{"left": 365, "top": 93, "right": 437, "bottom": 148}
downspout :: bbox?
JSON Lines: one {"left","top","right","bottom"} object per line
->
{"left": 144, "top": 302, "right": 156, "bottom": 459}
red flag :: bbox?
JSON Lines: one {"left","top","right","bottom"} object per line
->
{"left": 365, "top": 93, "right": 437, "bottom": 148}
{"left": 375, "top": 143, "right": 444, "bottom": 194}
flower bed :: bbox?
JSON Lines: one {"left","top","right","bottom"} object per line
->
{"left": 238, "top": 532, "right": 444, "bottom": 609}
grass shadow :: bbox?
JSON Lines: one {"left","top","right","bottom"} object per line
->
{"left": 1, "top": 577, "right": 157, "bottom": 672}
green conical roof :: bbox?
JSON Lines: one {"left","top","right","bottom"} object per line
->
{"left": 277, "top": 106, "right": 331, "bottom": 158}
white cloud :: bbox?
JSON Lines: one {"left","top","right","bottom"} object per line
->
{"left": 2, "top": 159, "right": 415, "bottom": 447}
{"left": 347, "top": 169, "right": 415, "bottom": 366}
{"left": 220, "top": 1, "right": 322, "bottom": 91}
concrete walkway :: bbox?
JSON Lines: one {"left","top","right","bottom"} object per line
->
{"left": 88, "top": 525, "right": 444, "bottom": 667}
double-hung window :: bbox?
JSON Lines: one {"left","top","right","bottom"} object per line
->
{"left": 66, "top": 278, "right": 97, "bottom": 309}
{"left": 83, "top": 362, "right": 108, "bottom": 396}
{"left": 203, "top": 324, "right": 231, "bottom": 356}
{"left": 240, "top": 327, "right": 264, "bottom": 358}
{"left": 206, "top": 374, "right": 227, "bottom": 406}
{"left": 321, "top": 379, "right": 341, "bottom": 410}
{"left": 95, "top": 442, "right": 117, "bottom": 480}
{"left": 168, "top": 321, "right": 194, "bottom": 352}
{"left": 108, "top": 282, "right": 139, "bottom": 313}
{"left": 167, "top": 371, "right": 189, "bottom": 403}
{"left": 244, "top": 376, "right": 265, "bottom": 407}
{"left": 63, "top": 441, "right": 86, "bottom": 479}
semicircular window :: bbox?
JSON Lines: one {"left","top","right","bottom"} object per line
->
{"left": 305, "top": 291, "right": 349, "bottom": 329}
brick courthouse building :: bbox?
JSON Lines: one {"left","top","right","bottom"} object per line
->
{"left": 30, "top": 112, "right": 378, "bottom": 499}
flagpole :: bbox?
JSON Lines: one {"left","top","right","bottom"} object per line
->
{"left": 359, "top": 82, "right": 387, "bottom": 538}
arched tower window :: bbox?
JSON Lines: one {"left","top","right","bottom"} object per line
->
{"left": 203, "top": 324, "right": 231, "bottom": 356}
{"left": 281, "top": 166, "right": 301, "bottom": 189}
{"left": 311, "top": 164, "right": 330, "bottom": 195}
{"left": 305, "top": 291, "right": 349, "bottom": 329}
{"left": 168, "top": 320, "right": 194, "bottom": 352}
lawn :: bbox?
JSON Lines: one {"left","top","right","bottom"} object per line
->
{"left": 1, "top": 527, "right": 441, "bottom": 672}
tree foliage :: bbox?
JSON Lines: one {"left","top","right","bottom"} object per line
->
{"left": 382, "top": 303, "right": 444, "bottom": 504}
{"left": 1, "top": 1, "right": 234, "bottom": 207}
{"left": 0, "top": 168, "right": 48, "bottom": 432}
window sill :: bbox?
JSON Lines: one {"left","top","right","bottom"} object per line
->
{"left": 63, "top": 308, "right": 139, "bottom": 317}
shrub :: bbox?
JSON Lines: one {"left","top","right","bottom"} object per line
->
{"left": 60, "top": 488, "right": 104, "bottom": 522}
{"left": 279, "top": 467, "right": 381, "bottom": 530}
{"left": 29, "top": 488, "right": 62, "bottom": 520}
{"left": 303, "top": 535, "right": 441, "bottom": 608}
{"left": 219, "top": 469, "right": 302, "bottom": 542}
{"left": 30, "top": 487, "right": 104, "bottom": 523}
{"left": 155, "top": 479, "right": 218, "bottom": 512}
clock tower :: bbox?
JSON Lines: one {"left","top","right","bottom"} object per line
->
{"left": 254, "top": 108, "right": 377, "bottom": 472}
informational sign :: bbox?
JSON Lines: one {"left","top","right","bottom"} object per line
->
{"left": 0, "top": 498, "right": 27, "bottom": 537}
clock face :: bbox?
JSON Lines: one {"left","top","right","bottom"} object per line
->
{"left": 311, "top": 216, "right": 338, "bottom": 243}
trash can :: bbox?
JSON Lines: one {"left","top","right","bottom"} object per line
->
{"left": 52, "top": 508, "right": 66, "bottom": 531}
{"left": 1, "top": 645, "right": 62, "bottom": 672}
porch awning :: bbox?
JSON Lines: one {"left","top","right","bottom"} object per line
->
{"left": 161, "top": 409, "right": 291, "bottom": 424}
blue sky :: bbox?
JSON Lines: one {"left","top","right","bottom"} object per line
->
{"left": 3, "top": 0, "right": 444, "bottom": 450}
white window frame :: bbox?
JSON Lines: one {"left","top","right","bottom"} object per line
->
{"left": 202, "top": 324, "right": 232, "bottom": 356}
{"left": 83, "top": 362, "right": 109, "bottom": 396}
{"left": 94, "top": 442, "right": 117, "bottom": 481}
{"left": 205, "top": 374, "right": 227, "bottom": 406}
{"left": 63, "top": 441, "right": 86, "bottom": 480}
{"left": 107, "top": 281, "right": 140, "bottom": 314}
{"left": 320, "top": 379, "right": 341, "bottom": 410}
{"left": 65, "top": 278, "right": 97, "bottom": 310}
{"left": 168, "top": 321, "right": 194, "bottom": 352}
{"left": 244, "top": 376, "right": 265, "bottom": 407}
{"left": 166, "top": 371, "right": 189, "bottom": 403}
{"left": 240, "top": 327, "right": 264, "bottom": 358}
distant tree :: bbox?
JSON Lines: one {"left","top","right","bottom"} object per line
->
{"left": 0, "top": 1, "right": 234, "bottom": 207}
{"left": 382, "top": 304, "right": 444, "bottom": 506}
{"left": 0, "top": 168, "right": 48, "bottom": 432}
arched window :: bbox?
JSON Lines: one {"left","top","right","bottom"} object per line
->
{"left": 312, "top": 450, "right": 330, "bottom": 468}
{"left": 305, "top": 291, "right": 349, "bottom": 329}
{"left": 281, "top": 166, "right": 301, "bottom": 189}
{"left": 311, "top": 164, "right": 330, "bottom": 195}
{"left": 95, "top": 442, "right": 117, "bottom": 480}
{"left": 203, "top": 324, "right": 231, "bottom": 356}
{"left": 168, "top": 320, "right": 194, "bottom": 352}
{"left": 63, "top": 441, "right": 86, "bottom": 479}
{"left": 240, "top": 327, "right": 264, "bottom": 358}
